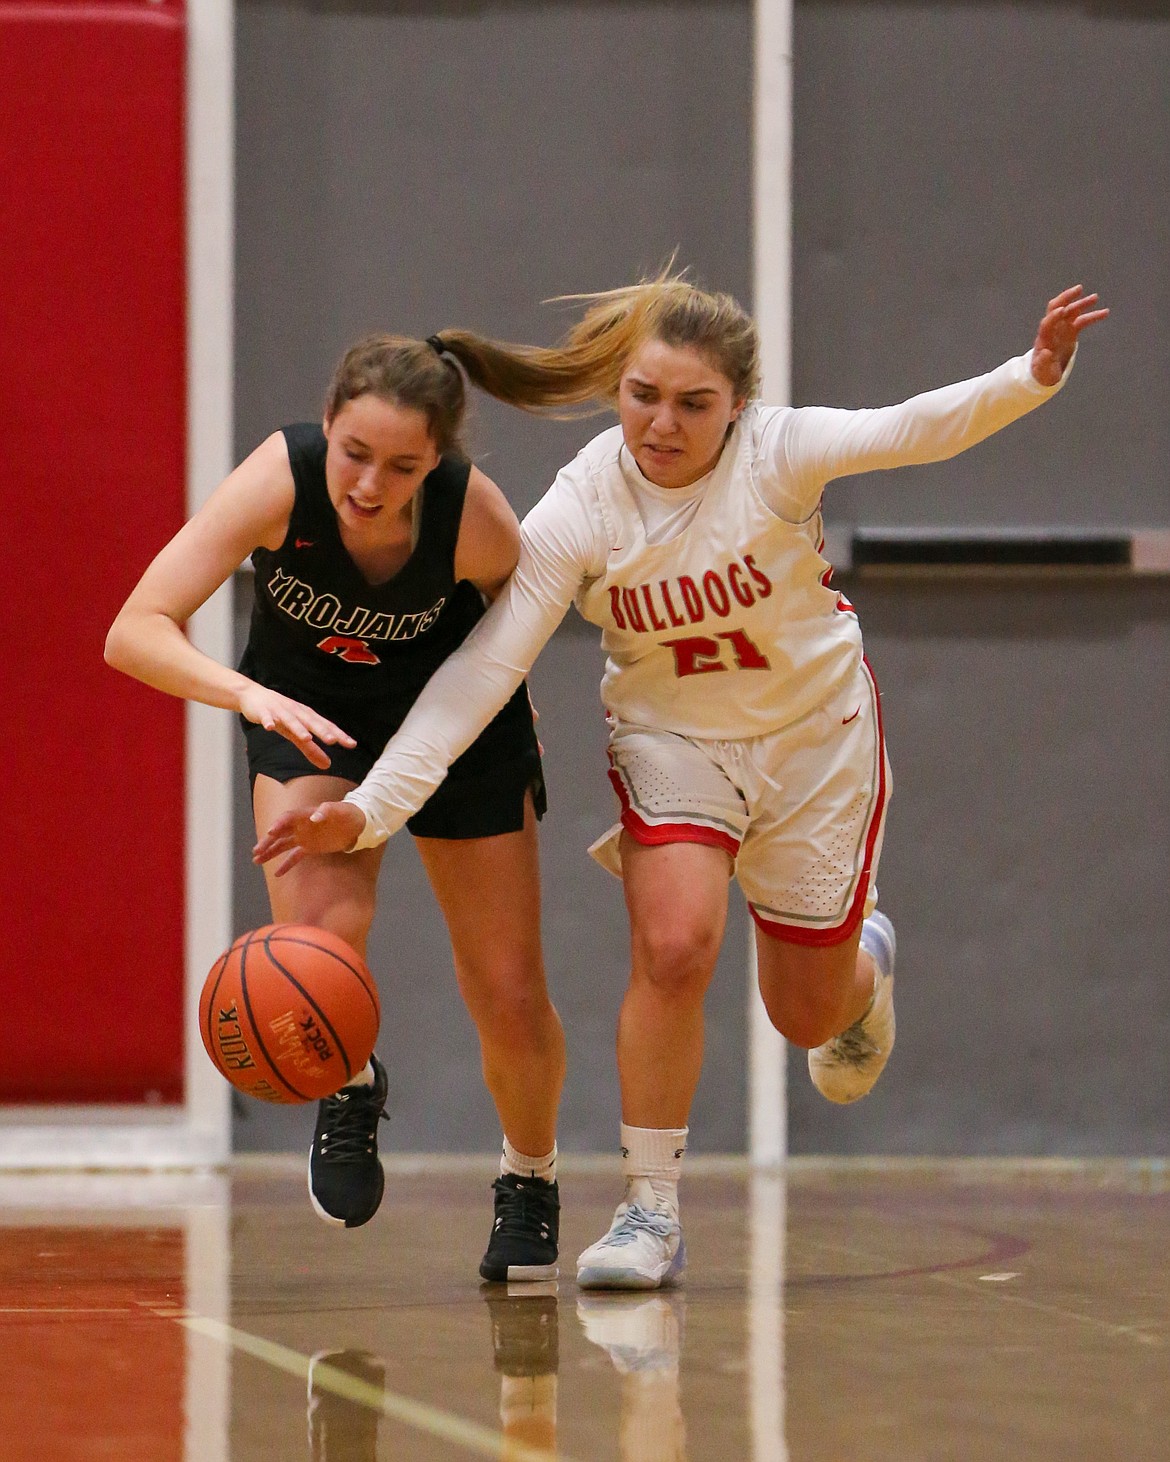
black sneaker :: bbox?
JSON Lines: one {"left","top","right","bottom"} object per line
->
{"left": 307, "top": 1349, "right": 384, "bottom": 1462}
{"left": 308, "top": 1054, "right": 389, "bottom": 1228}
{"left": 479, "top": 1174, "right": 560, "bottom": 1282}
{"left": 484, "top": 1290, "right": 559, "bottom": 1377}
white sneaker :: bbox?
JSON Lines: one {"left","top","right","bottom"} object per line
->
{"left": 808, "top": 911, "right": 896, "bottom": 1104}
{"left": 576, "top": 1203, "right": 686, "bottom": 1290}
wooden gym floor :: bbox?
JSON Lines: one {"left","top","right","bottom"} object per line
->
{"left": 1, "top": 1158, "right": 1166, "bottom": 1461}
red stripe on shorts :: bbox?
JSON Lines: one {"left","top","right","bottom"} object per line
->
{"left": 751, "top": 656, "right": 889, "bottom": 947}
{"left": 607, "top": 766, "right": 742, "bottom": 859}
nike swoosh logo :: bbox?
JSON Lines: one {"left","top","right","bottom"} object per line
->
{"left": 842, "top": 705, "right": 862, "bottom": 725}
{"left": 295, "top": 538, "right": 315, "bottom": 549}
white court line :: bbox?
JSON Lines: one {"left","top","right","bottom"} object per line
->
{"left": 930, "top": 1272, "right": 1165, "bottom": 1347}
{"left": 802, "top": 1235, "right": 1165, "bottom": 1346}
{"left": 176, "top": 1314, "right": 575, "bottom": 1462}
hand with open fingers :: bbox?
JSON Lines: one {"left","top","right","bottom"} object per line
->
{"left": 252, "top": 799, "right": 367, "bottom": 876}
{"left": 1030, "top": 285, "right": 1109, "bottom": 387}
{"left": 236, "top": 685, "right": 357, "bottom": 771}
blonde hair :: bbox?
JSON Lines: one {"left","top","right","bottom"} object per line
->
{"left": 431, "top": 266, "right": 760, "bottom": 416}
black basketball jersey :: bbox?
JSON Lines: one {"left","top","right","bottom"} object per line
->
{"left": 240, "top": 423, "right": 489, "bottom": 718}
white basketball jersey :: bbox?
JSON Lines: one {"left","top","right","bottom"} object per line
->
{"left": 347, "top": 350, "right": 1068, "bottom": 847}
{"left": 575, "top": 409, "right": 860, "bottom": 739}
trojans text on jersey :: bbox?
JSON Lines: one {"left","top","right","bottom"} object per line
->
{"left": 266, "top": 566, "right": 446, "bottom": 661}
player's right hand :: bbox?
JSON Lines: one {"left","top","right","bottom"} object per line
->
{"left": 236, "top": 685, "right": 357, "bottom": 771}
{"left": 1030, "top": 285, "right": 1108, "bottom": 386}
{"left": 252, "top": 800, "right": 367, "bottom": 875}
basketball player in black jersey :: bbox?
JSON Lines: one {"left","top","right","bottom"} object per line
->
{"left": 106, "top": 335, "right": 565, "bottom": 1282}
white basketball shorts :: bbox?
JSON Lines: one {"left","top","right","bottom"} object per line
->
{"left": 589, "top": 659, "right": 891, "bottom": 946}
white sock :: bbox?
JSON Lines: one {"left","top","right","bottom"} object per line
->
{"left": 620, "top": 1123, "right": 687, "bottom": 1219}
{"left": 859, "top": 911, "right": 895, "bottom": 978}
{"left": 345, "top": 1061, "right": 375, "bottom": 1089}
{"left": 501, "top": 1138, "right": 557, "bottom": 1184}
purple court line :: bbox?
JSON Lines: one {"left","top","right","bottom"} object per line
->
{"left": 783, "top": 1222, "right": 1033, "bottom": 1289}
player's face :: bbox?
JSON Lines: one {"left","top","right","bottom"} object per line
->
{"left": 323, "top": 393, "right": 441, "bottom": 533}
{"left": 618, "top": 339, "right": 743, "bottom": 489}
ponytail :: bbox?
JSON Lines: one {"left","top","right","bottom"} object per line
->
{"left": 430, "top": 265, "right": 760, "bottom": 417}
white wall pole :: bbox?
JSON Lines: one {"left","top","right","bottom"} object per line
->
{"left": 749, "top": 0, "right": 794, "bottom": 1168}
{"left": 182, "top": 0, "right": 236, "bottom": 1165}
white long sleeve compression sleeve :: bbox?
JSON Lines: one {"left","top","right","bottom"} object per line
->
{"left": 344, "top": 477, "right": 602, "bottom": 848}
{"left": 759, "top": 350, "right": 1073, "bottom": 522}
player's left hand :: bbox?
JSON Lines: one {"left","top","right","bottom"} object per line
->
{"left": 252, "top": 800, "right": 367, "bottom": 876}
{"left": 1030, "top": 285, "right": 1109, "bottom": 386}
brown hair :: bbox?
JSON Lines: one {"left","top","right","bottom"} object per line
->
{"left": 324, "top": 334, "right": 466, "bottom": 454}
{"left": 431, "top": 266, "right": 760, "bottom": 416}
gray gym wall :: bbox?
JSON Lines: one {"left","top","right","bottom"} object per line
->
{"left": 231, "top": 0, "right": 1169, "bottom": 1156}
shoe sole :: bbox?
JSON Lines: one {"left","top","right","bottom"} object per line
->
{"left": 478, "top": 1261, "right": 559, "bottom": 1283}
{"left": 576, "top": 1237, "right": 687, "bottom": 1291}
{"left": 482, "top": 1279, "right": 560, "bottom": 1298}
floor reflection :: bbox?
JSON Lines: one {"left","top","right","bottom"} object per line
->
{"left": 306, "top": 1350, "right": 385, "bottom": 1462}
{"left": 578, "top": 1293, "right": 687, "bottom": 1460}
{"left": 485, "top": 1285, "right": 561, "bottom": 1455}
{"left": 0, "top": 1161, "right": 1166, "bottom": 1460}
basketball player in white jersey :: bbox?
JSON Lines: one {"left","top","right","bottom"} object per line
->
{"left": 255, "top": 276, "right": 1107, "bottom": 1289}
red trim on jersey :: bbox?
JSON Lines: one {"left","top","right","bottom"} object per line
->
{"left": 751, "top": 656, "right": 888, "bottom": 947}
{"left": 817, "top": 534, "right": 834, "bottom": 589}
{"left": 607, "top": 767, "right": 742, "bottom": 859}
{"left": 818, "top": 532, "right": 855, "bottom": 612}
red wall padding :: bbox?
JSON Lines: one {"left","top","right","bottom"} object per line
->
{"left": 0, "top": 1, "right": 187, "bottom": 1101}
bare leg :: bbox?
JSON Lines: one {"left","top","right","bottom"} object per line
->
{"left": 416, "top": 797, "right": 564, "bottom": 1157}
{"left": 253, "top": 775, "right": 389, "bottom": 1228}
{"left": 252, "top": 774, "right": 384, "bottom": 957}
{"left": 616, "top": 835, "right": 733, "bottom": 1129}
{"left": 753, "top": 922, "right": 876, "bottom": 1049}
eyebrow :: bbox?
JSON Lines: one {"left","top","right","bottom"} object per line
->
{"left": 626, "top": 376, "right": 720, "bottom": 398}
{"left": 342, "top": 435, "right": 425, "bottom": 463}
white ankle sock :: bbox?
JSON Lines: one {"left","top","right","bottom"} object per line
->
{"left": 345, "top": 1061, "right": 375, "bottom": 1089}
{"left": 859, "top": 912, "right": 895, "bottom": 978}
{"left": 501, "top": 1138, "right": 557, "bottom": 1184}
{"left": 620, "top": 1123, "right": 687, "bottom": 1218}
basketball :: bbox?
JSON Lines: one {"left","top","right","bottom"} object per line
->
{"left": 199, "top": 924, "right": 380, "bottom": 1104}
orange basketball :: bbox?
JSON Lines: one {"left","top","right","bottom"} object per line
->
{"left": 199, "top": 924, "right": 380, "bottom": 1104}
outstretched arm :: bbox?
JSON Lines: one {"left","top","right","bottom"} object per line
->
{"left": 765, "top": 286, "right": 1108, "bottom": 519}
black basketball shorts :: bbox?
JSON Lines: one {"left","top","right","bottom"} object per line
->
{"left": 240, "top": 684, "right": 546, "bottom": 841}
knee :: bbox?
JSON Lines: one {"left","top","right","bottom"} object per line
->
{"left": 285, "top": 897, "right": 375, "bottom": 959}
{"left": 461, "top": 957, "right": 554, "bottom": 1040}
{"left": 630, "top": 918, "right": 722, "bottom": 1000}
